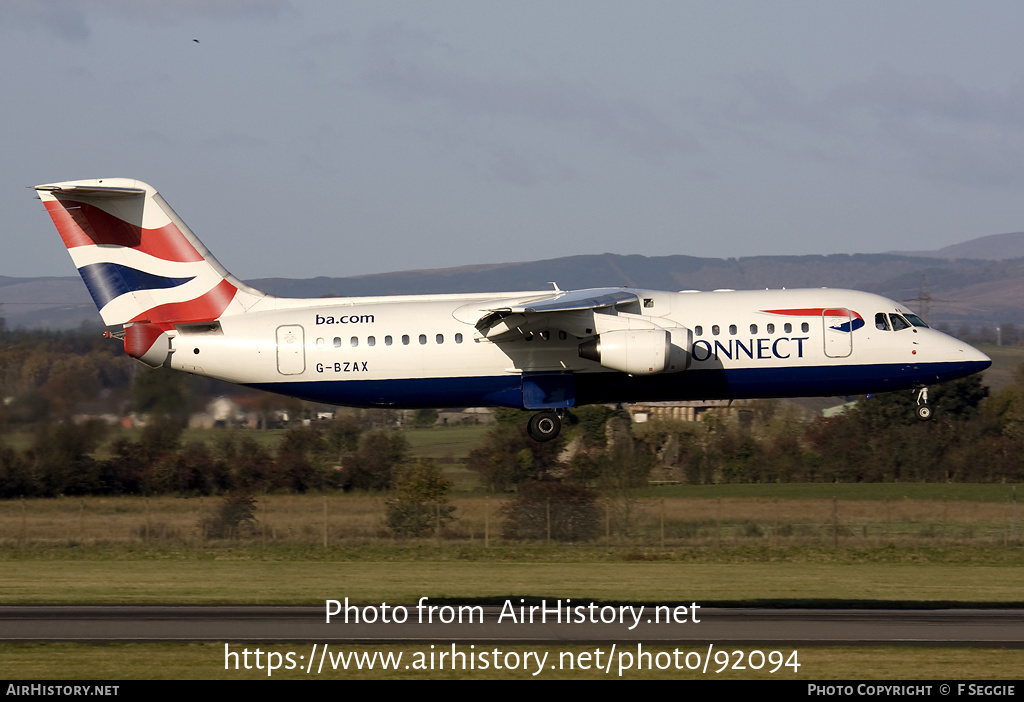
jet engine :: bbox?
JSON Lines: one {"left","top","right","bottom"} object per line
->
{"left": 578, "top": 328, "right": 689, "bottom": 375}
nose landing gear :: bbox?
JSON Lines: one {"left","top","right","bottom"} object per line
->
{"left": 915, "top": 387, "right": 932, "bottom": 421}
{"left": 527, "top": 409, "right": 563, "bottom": 442}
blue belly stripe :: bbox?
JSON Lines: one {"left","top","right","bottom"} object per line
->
{"left": 247, "top": 360, "right": 990, "bottom": 409}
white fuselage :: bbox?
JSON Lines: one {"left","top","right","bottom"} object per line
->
{"left": 165, "top": 287, "right": 990, "bottom": 409}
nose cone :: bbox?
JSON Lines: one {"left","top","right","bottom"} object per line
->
{"left": 966, "top": 343, "right": 991, "bottom": 365}
{"left": 943, "top": 334, "right": 991, "bottom": 376}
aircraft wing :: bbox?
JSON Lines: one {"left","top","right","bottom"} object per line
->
{"left": 475, "top": 287, "right": 641, "bottom": 339}
{"left": 495, "top": 288, "right": 639, "bottom": 315}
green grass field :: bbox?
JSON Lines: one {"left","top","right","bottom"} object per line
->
{"left": 1, "top": 549, "right": 1022, "bottom": 605}
{"left": 2, "top": 488, "right": 1022, "bottom": 680}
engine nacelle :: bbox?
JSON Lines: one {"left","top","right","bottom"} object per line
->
{"left": 579, "top": 328, "right": 672, "bottom": 375}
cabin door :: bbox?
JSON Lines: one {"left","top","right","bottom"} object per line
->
{"left": 276, "top": 325, "right": 306, "bottom": 375}
{"left": 822, "top": 308, "right": 853, "bottom": 358}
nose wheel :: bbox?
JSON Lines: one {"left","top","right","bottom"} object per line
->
{"left": 915, "top": 387, "right": 932, "bottom": 422}
{"left": 527, "top": 410, "right": 562, "bottom": 442}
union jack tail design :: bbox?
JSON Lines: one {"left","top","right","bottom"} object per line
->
{"left": 35, "top": 178, "right": 266, "bottom": 329}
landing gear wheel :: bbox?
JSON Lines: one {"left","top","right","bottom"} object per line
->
{"left": 914, "top": 387, "right": 932, "bottom": 422}
{"left": 527, "top": 410, "right": 561, "bottom": 442}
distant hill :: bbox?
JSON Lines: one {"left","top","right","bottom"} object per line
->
{"left": 6, "top": 231, "right": 1024, "bottom": 332}
{"left": 890, "top": 231, "right": 1024, "bottom": 260}
{"left": 0, "top": 276, "right": 101, "bottom": 331}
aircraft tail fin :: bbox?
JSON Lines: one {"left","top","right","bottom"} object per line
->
{"left": 35, "top": 178, "right": 267, "bottom": 328}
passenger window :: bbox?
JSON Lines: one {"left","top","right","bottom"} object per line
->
{"left": 729, "top": 324, "right": 737, "bottom": 335}
{"left": 784, "top": 323, "right": 792, "bottom": 333}
{"left": 436, "top": 334, "right": 444, "bottom": 344}
{"left": 767, "top": 323, "right": 775, "bottom": 334}
{"left": 695, "top": 325, "right": 703, "bottom": 336}
{"left": 712, "top": 325, "right": 720, "bottom": 336}
{"left": 455, "top": 333, "right": 463, "bottom": 343}
{"left": 402, "top": 335, "right": 410, "bottom": 345}
{"left": 750, "top": 324, "right": 757, "bottom": 334}
{"left": 350, "top": 336, "right": 358, "bottom": 347}
{"left": 540, "top": 331, "right": 550, "bottom": 341}
{"left": 333, "top": 337, "right": 341, "bottom": 348}
{"left": 385, "top": 336, "right": 393, "bottom": 346}
{"left": 316, "top": 338, "right": 325, "bottom": 348}
{"left": 558, "top": 331, "right": 567, "bottom": 340}
{"left": 875, "top": 313, "right": 891, "bottom": 331}
{"left": 368, "top": 336, "right": 375, "bottom": 347}
{"left": 801, "top": 322, "right": 809, "bottom": 333}
{"left": 419, "top": 334, "right": 427, "bottom": 345}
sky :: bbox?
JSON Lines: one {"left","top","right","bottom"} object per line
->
{"left": 7, "top": 1, "right": 1024, "bottom": 280}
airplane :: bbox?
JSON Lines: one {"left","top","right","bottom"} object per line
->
{"left": 34, "top": 178, "right": 991, "bottom": 441}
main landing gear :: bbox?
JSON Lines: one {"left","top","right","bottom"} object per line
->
{"left": 915, "top": 387, "right": 932, "bottom": 422}
{"left": 527, "top": 409, "right": 563, "bottom": 442}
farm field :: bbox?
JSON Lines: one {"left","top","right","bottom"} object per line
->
{"left": 1, "top": 484, "right": 1018, "bottom": 550}
{"left": 0, "top": 485, "right": 1020, "bottom": 606}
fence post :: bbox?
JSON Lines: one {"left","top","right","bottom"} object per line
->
{"left": 660, "top": 499, "right": 665, "bottom": 548}
{"left": 546, "top": 499, "right": 551, "bottom": 546}
{"left": 832, "top": 496, "right": 838, "bottom": 548}
{"left": 1012, "top": 486, "right": 1018, "bottom": 543}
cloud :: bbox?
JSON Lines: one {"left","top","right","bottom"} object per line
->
{"left": 707, "top": 66, "right": 1024, "bottom": 188}
{"left": 199, "top": 131, "right": 268, "bottom": 150}
{"left": 356, "top": 22, "right": 699, "bottom": 166}
{"left": 3, "top": 1, "right": 90, "bottom": 42}
{"left": 0, "top": 0, "right": 292, "bottom": 41}
{"left": 833, "top": 68, "right": 1024, "bottom": 187}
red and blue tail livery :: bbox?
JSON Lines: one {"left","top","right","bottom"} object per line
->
{"left": 36, "top": 179, "right": 262, "bottom": 328}
{"left": 35, "top": 178, "right": 991, "bottom": 440}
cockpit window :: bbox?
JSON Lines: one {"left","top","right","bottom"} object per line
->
{"left": 904, "top": 313, "right": 929, "bottom": 328}
{"left": 875, "top": 313, "right": 891, "bottom": 331}
{"left": 890, "top": 314, "right": 911, "bottom": 331}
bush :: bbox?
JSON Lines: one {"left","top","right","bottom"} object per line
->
{"left": 501, "top": 481, "right": 600, "bottom": 542}
{"left": 340, "top": 430, "right": 408, "bottom": 491}
{"left": 200, "top": 494, "right": 258, "bottom": 539}
{"left": 385, "top": 460, "right": 456, "bottom": 536}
